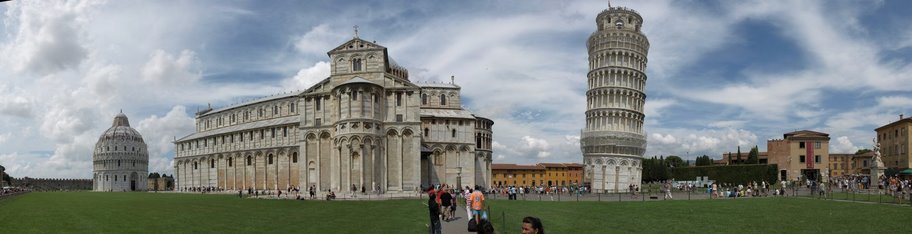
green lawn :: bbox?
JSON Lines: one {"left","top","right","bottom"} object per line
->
{"left": 0, "top": 192, "right": 425, "bottom": 233}
{"left": 828, "top": 191, "right": 910, "bottom": 204}
{"left": 2, "top": 192, "right": 912, "bottom": 233}
{"left": 485, "top": 197, "right": 912, "bottom": 233}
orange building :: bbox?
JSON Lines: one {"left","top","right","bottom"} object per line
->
{"left": 767, "top": 130, "right": 830, "bottom": 182}
{"left": 491, "top": 163, "right": 584, "bottom": 187}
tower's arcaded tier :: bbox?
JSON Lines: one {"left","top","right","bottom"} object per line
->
{"left": 582, "top": 6, "right": 649, "bottom": 193}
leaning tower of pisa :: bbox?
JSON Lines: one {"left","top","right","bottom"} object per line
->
{"left": 581, "top": 6, "right": 649, "bottom": 193}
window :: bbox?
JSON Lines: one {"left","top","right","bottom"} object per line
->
{"left": 240, "top": 133, "right": 244, "bottom": 142}
{"left": 293, "top": 153, "right": 298, "bottom": 163}
{"left": 249, "top": 131, "right": 253, "bottom": 141}
{"left": 452, "top": 129, "right": 456, "bottom": 138}
{"left": 315, "top": 98, "right": 321, "bottom": 111}
{"left": 815, "top": 142, "right": 821, "bottom": 149}
{"left": 396, "top": 93, "right": 402, "bottom": 106}
{"left": 421, "top": 94, "right": 427, "bottom": 105}
{"left": 425, "top": 128, "right": 429, "bottom": 137}
{"left": 268, "top": 155, "right": 274, "bottom": 164}
{"left": 271, "top": 128, "right": 276, "bottom": 138}
{"left": 274, "top": 105, "right": 278, "bottom": 115}
{"left": 290, "top": 102, "right": 295, "bottom": 113}
{"left": 260, "top": 129, "right": 265, "bottom": 139}
{"left": 230, "top": 135, "right": 234, "bottom": 143}
{"left": 396, "top": 114, "right": 403, "bottom": 122}
{"left": 799, "top": 155, "right": 805, "bottom": 163}
{"left": 246, "top": 156, "right": 252, "bottom": 166}
{"left": 210, "top": 159, "right": 215, "bottom": 168}
{"left": 283, "top": 126, "right": 288, "bottom": 137}
{"left": 228, "top": 158, "right": 233, "bottom": 167}
{"left": 815, "top": 155, "right": 820, "bottom": 163}
{"left": 315, "top": 118, "right": 322, "bottom": 126}
{"left": 352, "top": 58, "right": 362, "bottom": 71}
{"left": 440, "top": 94, "right": 446, "bottom": 105}
{"left": 352, "top": 91, "right": 357, "bottom": 100}
{"left": 258, "top": 108, "right": 263, "bottom": 117}
{"left": 799, "top": 142, "right": 805, "bottom": 148}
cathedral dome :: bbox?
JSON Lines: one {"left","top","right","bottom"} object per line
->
{"left": 98, "top": 113, "right": 145, "bottom": 143}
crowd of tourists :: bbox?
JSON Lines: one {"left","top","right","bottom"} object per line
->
{"left": 705, "top": 181, "right": 786, "bottom": 199}
{"left": 488, "top": 185, "right": 589, "bottom": 199}
{"left": 1, "top": 187, "right": 29, "bottom": 198}
{"left": 876, "top": 176, "right": 911, "bottom": 201}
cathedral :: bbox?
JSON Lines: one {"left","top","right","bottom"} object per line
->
{"left": 173, "top": 35, "right": 493, "bottom": 195}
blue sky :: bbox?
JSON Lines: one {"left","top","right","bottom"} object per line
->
{"left": 1, "top": 0, "right": 911, "bottom": 178}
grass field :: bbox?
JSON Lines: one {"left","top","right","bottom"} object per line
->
{"left": 0, "top": 192, "right": 425, "bottom": 233}
{"left": 486, "top": 198, "right": 912, "bottom": 233}
{"left": 2, "top": 192, "right": 912, "bottom": 233}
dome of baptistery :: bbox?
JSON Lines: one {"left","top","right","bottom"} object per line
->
{"left": 92, "top": 112, "right": 149, "bottom": 192}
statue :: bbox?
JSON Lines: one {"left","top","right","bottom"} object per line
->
{"left": 871, "top": 138, "right": 884, "bottom": 190}
{"left": 872, "top": 139, "right": 885, "bottom": 168}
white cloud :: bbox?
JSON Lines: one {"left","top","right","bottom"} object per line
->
{"left": 0, "top": 90, "right": 33, "bottom": 118}
{"left": 647, "top": 128, "right": 758, "bottom": 159}
{"left": 831, "top": 136, "right": 859, "bottom": 154}
{"left": 141, "top": 49, "right": 201, "bottom": 86}
{"left": 284, "top": 61, "right": 331, "bottom": 90}
{"left": 0, "top": 0, "right": 96, "bottom": 75}
{"left": 136, "top": 105, "right": 195, "bottom": 174}
{"left": 650, "top": 133, "right": 676, "bottom": 144}
{"left": 294, "top": 24, "right": 349, "bottom": 55}
{"left": 877, "top": 96, "right": 912, "bottom": 108}
{"left": 644, "top": 99, "right": 675, "bottom": 118}
{"left": 708, "top": 120, "right": 746, "bottom": 129}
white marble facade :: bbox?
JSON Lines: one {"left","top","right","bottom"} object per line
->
{"left": 174, "top": 37, "right": 493, "bottom": 194}
{"left": 93, "top": 113, "right": 149, "bottom": 192}
{"left": 582, "top": 6, "right": 649, "bottom": 193}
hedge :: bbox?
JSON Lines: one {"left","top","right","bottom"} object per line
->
{"left": 670, "top": 164, "right": 779, "bottom": 185}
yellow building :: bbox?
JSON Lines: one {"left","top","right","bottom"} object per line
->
{"left": 767, "top": 130, "right": 830, "bottom": 182}
{"left": 875, "top": 116, "right": 912, "bottom": 169}
{"left": 491, "top": 164, "right": 545, "bottom": 187}
{"left": 491, "top": 163, "right": 585, "bottom": 187}
{"left": 829, "top": 152, "right": 872, "bottom": 177}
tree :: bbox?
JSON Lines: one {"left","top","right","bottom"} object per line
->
{"left": 736, "top": 146, "right": 742, "bottom": 164}
{"left": 855, "top": 149, "right": 872, "bottom": 155}
{"left": 666, "top": 156, "right": 686, "bottom": 168}
{"left": 727, "top": 152, "right": 732, "bottom": 165}
{"left": 695, "top": 155, "right": 713, "bottom": 166}
{"left": 747, "top": 146, "right": 760, "bottom": 164}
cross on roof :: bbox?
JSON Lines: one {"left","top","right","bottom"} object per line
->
{"left": 354, "top": 25, "right": 359, "bottom": 38}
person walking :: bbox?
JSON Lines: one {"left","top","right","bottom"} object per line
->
{"left": 663, "top": 181, "right": 673, "bottom": 200}
{"left": 469, "top": 188, "right": 486, "bottom": 224}
{"left": 427, "top": 193, "right": 441, "bottom": 234}
{"left": 464, "top": 187, "right": 473, "bottom": 219}
{"left": 440, "top": 189, "right": 453, "bottom": 221}
{"left": 450, "top": 188, "right": 458, "bottom": 219}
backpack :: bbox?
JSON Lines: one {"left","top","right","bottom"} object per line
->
{"left": 467, "top": 218, "right": 478, "bottom": 232}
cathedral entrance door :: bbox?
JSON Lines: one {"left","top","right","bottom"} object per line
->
{"left": 130, "top": 172, "right": 138, "bottom": 191}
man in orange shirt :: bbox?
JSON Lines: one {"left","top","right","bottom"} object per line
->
{"left": 469, "top": 188, "right": 485, "bottom": 224}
